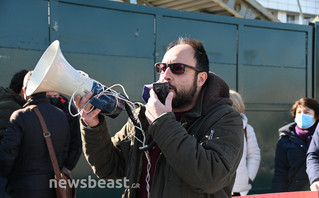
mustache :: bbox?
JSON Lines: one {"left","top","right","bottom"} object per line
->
{"left": 169, "top": 83, "right": 177, "bottom": 93}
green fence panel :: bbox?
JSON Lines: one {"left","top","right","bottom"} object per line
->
{"left": 0, "top": 0, "right": 316, "bottom": 196}
{"left": 50, "top": 1, "right": 155, "bottom": 58}
{"left": 155, "top": 16, "right": 238, "bottom": 88}
{"left": 0, "top": 0, "right": 50, "bottom": 86}
{"left": 0, "top": 0, "right": 49, "bottom": 49}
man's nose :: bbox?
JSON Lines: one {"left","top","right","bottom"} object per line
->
{"left": 161, "top": 67, "right": 172, "bottom": 82}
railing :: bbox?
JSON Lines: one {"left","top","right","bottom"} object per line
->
{"left": 239, "top": 191, "right": 319, "bottom": 198}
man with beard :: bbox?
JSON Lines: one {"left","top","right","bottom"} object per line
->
{"left": 75, "top": 37, "right": 243, "bottom": 198}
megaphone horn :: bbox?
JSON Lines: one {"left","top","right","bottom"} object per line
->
{"left": 26, "top": 40, "right": 93, "bottom": 97}
{"left": 27, "top": 40, "right": 126, "bottom": 118}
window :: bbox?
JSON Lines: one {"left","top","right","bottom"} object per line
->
{"left": 287, "top": 14, "right": 295, "bottom": 24}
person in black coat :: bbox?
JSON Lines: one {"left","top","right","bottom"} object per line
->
{"left": 0, "top": 69, "right": 28, "bottom": 198}
{"left": 46, "top": 91, "right": 82, "bottom": 174}
{"left": 0, "top": 69, "right": 28, "bottom": 140}
{"left": 307, "top": 120, "right": 319, "bottom": 191}
{"left": 272, "top": 97, "right": 319, "bottom": 192}
{"left": 0, "top": 71, "right": 71, "bottom": 198}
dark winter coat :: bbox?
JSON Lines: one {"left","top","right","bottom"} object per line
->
{"left": 0, "top": 93, "right": 70, "bottom": 198}
{"left": 81, "top": 72, "right": 244, "bottom": 198}
{"left": 272, "top": 122, "right": 312, "bottom": 192}
{"left": 307, "top": 125, "right": 319, "bottom": 185}
{"left": 49, "top": 94, "right": 82, "bottom": 170}
{"left": 0, "top": 87, "right": 25, "bottom": 140}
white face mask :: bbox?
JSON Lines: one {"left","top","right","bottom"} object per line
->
{"left": 295, "top": 113, "right": 315, "bottom": 129}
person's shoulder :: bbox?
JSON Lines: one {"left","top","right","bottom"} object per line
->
{"left": 246, "top": 123, "right": 255, "bottom": 133}
{"left": 9, "top": 106, "right": 32, "bottom": 120}
{"left": 0, "top": 87, "right": 15, "bottom": 99}
{"left": 278, "top": 122, "right": 294, "bottom": 135}
{"left": 205, "top": 104, "right": 242, "bottom": 125}
{"left": 35, "top": 102, "right": 66, "bottom": 119}
{"left": 276, "top": 123, "right": 296, "bottom": 145}
{"left": 214, "top": 104, "right": 236, "bottom": 113}
{"left": 46, "top": 103, "right": 66, "bottom": 113}
{"left": 213, "top": 104, "right": 240, "bottom": 118}
{"left": 0, "top": 86, "right": 6, "bottom": 93}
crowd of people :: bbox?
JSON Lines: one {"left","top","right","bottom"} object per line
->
{"left": 0, "top": 70, "right": 82, "bottom": 198}
{"left": 0, "top": 37, "right": 319, "bottom": 198}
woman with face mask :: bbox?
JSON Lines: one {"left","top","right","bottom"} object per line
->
{"left": 272, "top": 97, "right": 319, "bottom": 193}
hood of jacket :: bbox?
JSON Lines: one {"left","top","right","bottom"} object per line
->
{"left": 0, "top": 87, "right": 25, "bottom": 106}
{"left": 23, "top": 92, "right": 50, "bottom": 107}
{"left": 185, "top": 72, "right": 232, "bottom": 118}
{"left": 279, "top": 121, "right": 317, "bottom": 137}
{"left": 278, "top": 122, "right": 296, "bottom": 137}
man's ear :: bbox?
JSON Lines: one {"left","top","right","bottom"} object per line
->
{"left": 197, "top": 72, "right": 208, "bottom": 87}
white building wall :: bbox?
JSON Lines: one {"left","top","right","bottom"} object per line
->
{"left": 257, "top": 0, "right": 319, "bottom": 24}
{"left": 277, "top": 11, "right": 286, "bottom": 22}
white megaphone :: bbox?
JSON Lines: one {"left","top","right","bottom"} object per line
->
{"left": 26, "top": 40, "right": 93, "bottom": 97}
{"left": 26, "top": 40, "right": 126, "bottom": 118}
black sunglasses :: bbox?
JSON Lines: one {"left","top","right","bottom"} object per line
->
{"left": 155, "top": 62, "right": 202, "bottom": 75}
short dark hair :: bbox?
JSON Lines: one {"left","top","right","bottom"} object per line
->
{"left": 167, "top": 37, "right": 209, "bottom": 73}
{"left": 291, "top": 97, "right": 319, "bottom": 120}
{"left": 9, "top": 69, "right": 28, "bottom": 94}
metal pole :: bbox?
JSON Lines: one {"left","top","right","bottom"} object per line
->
{"left": 297, "top": 0, "right": 304, "bottom": 24}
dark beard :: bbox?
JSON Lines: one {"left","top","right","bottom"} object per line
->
{"left": 171, "top": 74, "right": 198, "bottom": 109}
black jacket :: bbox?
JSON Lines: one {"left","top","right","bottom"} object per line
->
{"left": 81, "top": 72, "right": 244, "bottom": 198}
{"left": 49, "top": 94, "right": 82, "bottom": 170}
{"left": 0, "top": 87, "right": 25, "bottom": 140}
{"left": 307, "top": 125, "right": 319, "bottom": 185}
{"left": 272, "top": 122, "right": 313, "bottom": 192}
{"left": 0, "top": 93, "right": 70, "bottom": 198}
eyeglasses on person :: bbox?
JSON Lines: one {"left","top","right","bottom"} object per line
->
{"left": 155, "top": 62, "right": 202, "bottom": 75}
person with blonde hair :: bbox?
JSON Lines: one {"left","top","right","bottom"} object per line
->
{"left": 230, "top": 90, "right": 261, "bottom": 196}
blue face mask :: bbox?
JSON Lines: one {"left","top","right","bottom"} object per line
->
{"left": 294, "top": 113, "right": 315, "bottom": 129}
